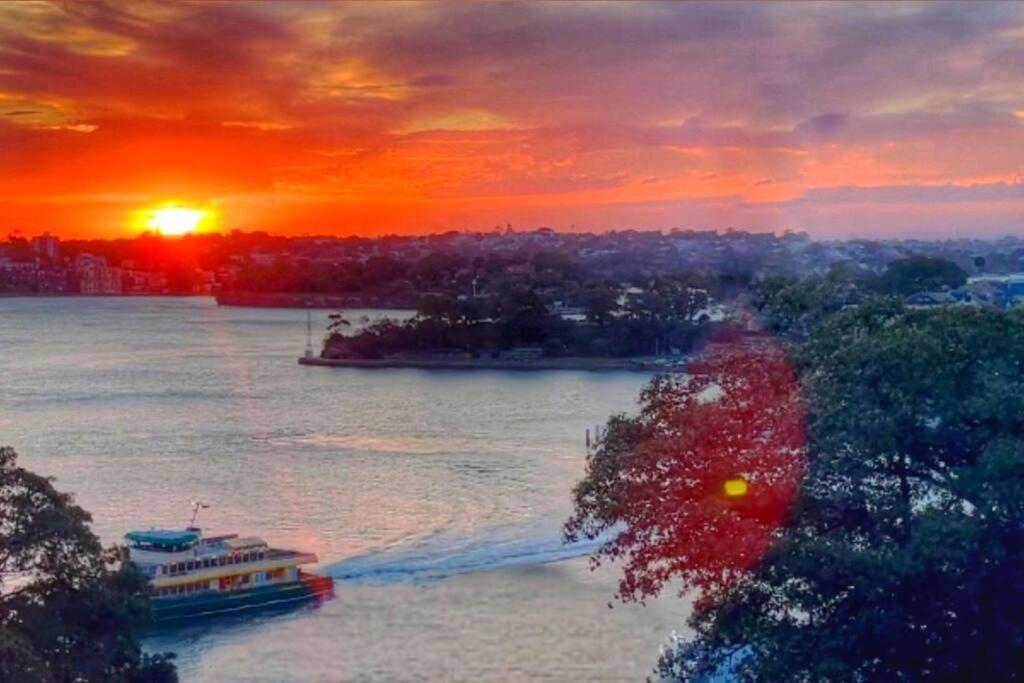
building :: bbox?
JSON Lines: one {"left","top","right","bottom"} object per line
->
{"left": 906, "top": 291, "right": 957, "bottom": 308}
{"left": 0, "top": 259, "right": 40, "bottom": 292}
{"left": 966, "top": 274, "right": 1024, "bottom": 308}
{"left": 74, "top": 254, "right": 122, "bottom": 294}
{"left": 31, "top": 232, "right": 60, "bottom": 260}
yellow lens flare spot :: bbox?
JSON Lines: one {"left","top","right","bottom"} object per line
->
{"left": 724, "top": 478, "right": 749, "bottom": 498}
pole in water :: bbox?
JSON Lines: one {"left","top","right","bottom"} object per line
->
{"left": 585, "top": 428, "right": 591, "bottom": 451}
{"left": 305, "top": 310, "right": 314, "bottom": 358}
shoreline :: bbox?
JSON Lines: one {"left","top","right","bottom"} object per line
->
{"left": 216, "top": 292, "right": 416, "bottom": 309}
{"left": 298, "top": 355, "right": 676, "bottom": 372}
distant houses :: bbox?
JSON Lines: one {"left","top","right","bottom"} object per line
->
{"left": 906, "top": 273, "right": 1024, "bottom": 309}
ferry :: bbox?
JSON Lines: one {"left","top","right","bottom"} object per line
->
{"left": 125, "top": 526, "right": 333, "bottom": 621}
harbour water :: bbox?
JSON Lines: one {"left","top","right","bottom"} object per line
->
{"left": 0, "top": 297, "right": 690, "bottom": 682}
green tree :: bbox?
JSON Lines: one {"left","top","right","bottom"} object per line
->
{"left": 0, "top": 447, "right": 176, "bottom": 682}
{"left": 878, "top": 255, "right": 967, "bottom": 296}
{"left": 753, "top": 276, "right": 860, "bottom": 341}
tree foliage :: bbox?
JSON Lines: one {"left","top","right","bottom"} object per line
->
{"left": 570, "top": 304, "right": 1024, "bottom": 681}
{"left": 0, "top": 446, "right": 176, "bottom": 683}
{"left": 752, "top": 276, "right": 862, "bottom": 342}
{"left": 566, "top": 341, "right": 806, "bottom": 608}
{"left": 878, "top": 256, "right": 968, "bottom": 296}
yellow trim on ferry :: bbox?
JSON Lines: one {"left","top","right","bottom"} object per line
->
{"left": 151, "top": 554, "right": 317, "bottom": 589}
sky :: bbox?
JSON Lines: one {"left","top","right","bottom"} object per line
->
{"left": 1, "top": 1, "right": 1023, "bottom": 239}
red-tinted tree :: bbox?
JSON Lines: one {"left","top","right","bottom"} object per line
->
{"left": 566, "top": 340, "right": 806, "bottom": 608}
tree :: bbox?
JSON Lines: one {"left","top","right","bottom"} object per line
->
{"left": 878, "top": 255, "right": 967, "bottom": 296}
{"left": 327, "top": 311, "right": 351, "bottom": 334}
{"left": 565, "top": 339, "right": 806, "bottom": 607}
{"left": 571, "top": 303, "right": 1024, "bottom": 681}
{"left": 753, "top": 276, "right": 861, "bottom": 341}
{"left": 582, "top": 285, "right": 619, "bottom": 327}
{"left": 0, "top": 447, "right": 176, "bottom": 682}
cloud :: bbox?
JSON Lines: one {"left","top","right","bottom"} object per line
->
{"left": 1, "top": 1, "right": 1024, "bottom": 237}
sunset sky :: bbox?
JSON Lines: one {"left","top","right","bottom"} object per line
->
{"left": 1, "top": 1, "right": 1023, "bottom": 239}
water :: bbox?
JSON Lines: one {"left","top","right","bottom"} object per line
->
{"left": 0, "top": 297, "right": 690, "bottom": 682}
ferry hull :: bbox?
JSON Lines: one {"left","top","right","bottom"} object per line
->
{"left": 152, "top": 575, "right": 334, "bottom": 621}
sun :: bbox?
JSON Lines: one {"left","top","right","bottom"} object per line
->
{"left": 146, "top": 207, "right": 206, "bottom": 235}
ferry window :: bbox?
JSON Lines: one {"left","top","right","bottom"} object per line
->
{"left": 258, "top": 552, "right": 265, "bottom": 560}
{"left": 187, "top": 561, "right": 195, "bottom": 571}
{"left": 176, "top": 562, "right": 184, "bottom": 573}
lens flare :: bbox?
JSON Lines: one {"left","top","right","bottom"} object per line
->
{"left": 724, "top": 478, "right": 749, "bottom": 498}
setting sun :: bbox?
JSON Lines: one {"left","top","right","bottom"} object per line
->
{"left": 132, "top": 204, "right": 215, "bottom": 236}
{"left": 147, "top": 207, "right": 205, "bottom": 235}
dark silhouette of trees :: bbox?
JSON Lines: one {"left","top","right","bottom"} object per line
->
{"left": 0, "top": 447, "right": 175, "bottom": 683}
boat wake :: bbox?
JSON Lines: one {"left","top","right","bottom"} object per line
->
{"left": 323, "top": 523, "right": 610, "bottom": 585}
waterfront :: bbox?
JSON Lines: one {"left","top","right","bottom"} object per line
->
{"left": 0, "top": 297, "right": 689, "bottom": 682}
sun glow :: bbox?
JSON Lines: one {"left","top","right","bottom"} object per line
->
{"left": 147, "top": 207, "right": 205, "bottom": 235}
{"left": 135, "top": 204, "right": 214, "bottom": 235}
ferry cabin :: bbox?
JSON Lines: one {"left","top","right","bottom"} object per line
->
{"left": 125, "top": 530, "right": 318, "bottom": 603}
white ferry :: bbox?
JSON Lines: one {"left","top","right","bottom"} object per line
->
{"left": 125, "top": 527, "right": 333, "bottom": 620}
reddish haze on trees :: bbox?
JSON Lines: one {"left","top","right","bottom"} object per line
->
{"left": 567, "top": 340, "right": 806, "bottom": 609}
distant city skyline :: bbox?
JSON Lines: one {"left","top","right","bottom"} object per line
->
{"left": 1, "top": 2, "right": 1023, "bottom": 239}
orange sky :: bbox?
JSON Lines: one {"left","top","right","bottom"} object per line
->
{"left": 1, "top": 1, "right": 1023, "bottom": 239}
